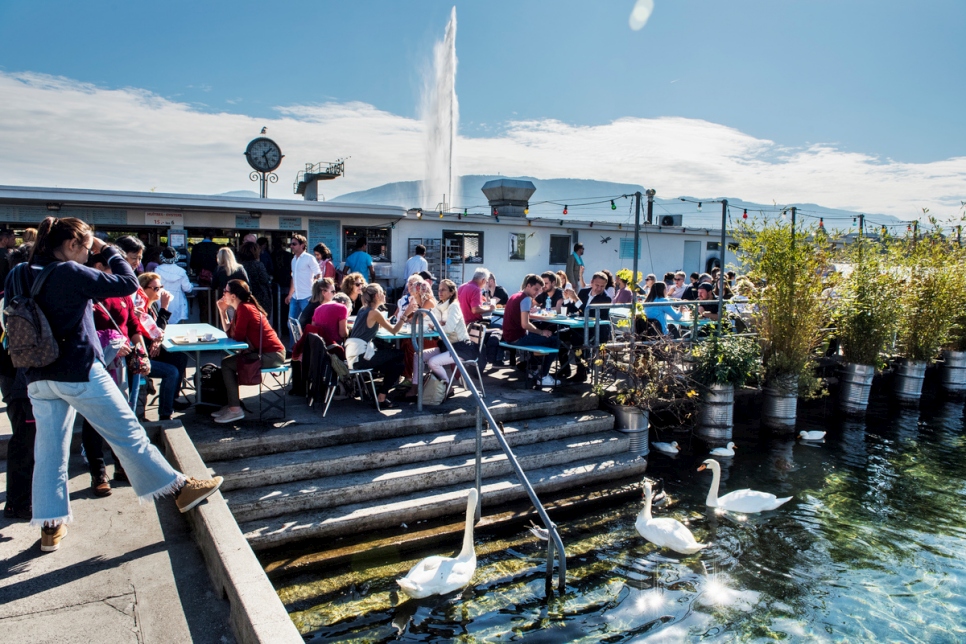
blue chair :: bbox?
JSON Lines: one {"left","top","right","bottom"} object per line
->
{"left": 259, "top": 365, "right": 291, "bottom": 421}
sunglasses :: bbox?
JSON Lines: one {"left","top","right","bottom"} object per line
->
{"left": 354, "top": 281, "right": 364, "bottom": 286}
{"left": 146, "top": 284, "right": 163, "bottom": 291}
{"left": 290, "top": 241, "right": 302, "bottom": 247}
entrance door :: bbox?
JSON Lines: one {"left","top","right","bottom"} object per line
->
{"left": 683, "top": 241, "right": 701, "bottom": 274}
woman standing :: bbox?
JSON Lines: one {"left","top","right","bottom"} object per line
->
{"left": 154, "top": 247, "right": 193, "bottom": 323}
{"left": 313, "top": 243, "right": 337, "bottom": 280}
{"left": 212, "top": 280, "right": 286, "bottom": 424}
{"left": 238, "top": 241, "right": 272, "bottom": 321}
{"left": 347, "top": 284, "right": 409, "bottom": 408}
{"left": 213, "top": 247, "right": 248, "bottom": 295}
{"left": 13, "top": 217, "right": 221, "bottom": 552}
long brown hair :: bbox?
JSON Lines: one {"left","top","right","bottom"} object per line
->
{"left": 226, "top": 279, "right": 267, "bottom": 316}
{"left": 30, "top": 216, "right": 91, "bottom": 263}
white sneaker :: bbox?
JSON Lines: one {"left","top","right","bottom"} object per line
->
{"left": 214, "top": 408, "right": 245, "bottom": 424}
{"left": 539, "top": 375, "right": 558, "bottom": 387}
{"left": 210, "top": 406, "right": 231, "bottom": 418}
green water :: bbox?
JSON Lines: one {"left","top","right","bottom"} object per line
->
{"left": 275, "top": 396, "right": 966, "bottom": 642}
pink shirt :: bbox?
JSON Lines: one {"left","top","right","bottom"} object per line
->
{"left": 457, "top": 281, "right": 484, "bottom": 324}
{"left": 311, "top": 301, "right": 349, "bottom": 346}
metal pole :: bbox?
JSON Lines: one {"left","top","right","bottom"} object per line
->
{"left": 546, "top": 534, "right": 555, "bottom": 591}
{"left": 958, "top": 225, "right": 962, "bottom": 248}
{"left": 717, "top": 199, "right": 727, "bottom": 337}
{"left": 859, "top": 214, "right": 865, "bottom": 238}
{"left": 475, "top": 407, "right": 482, "bottom": 523}
{"left": 630, "top": 191, "right": 643, "bottom": 383}
{"left": 790, "top": 206, "right": 797, "bottom": 252}
{"left": 645, "top": 189, "right": 654, "bottom": 226}
{"left": 416, "top": 315, "right": 424, "bottom": 412}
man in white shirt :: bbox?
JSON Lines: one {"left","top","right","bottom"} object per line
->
{"left": 404, "top": 244, "right": 428, "bottom": 277}
{"left": 285, "top": 234, "right": 320, "bottom": 321}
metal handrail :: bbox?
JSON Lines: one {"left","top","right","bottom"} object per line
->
{"left": 411, "top": 308, "right": 567, "bottom": 593}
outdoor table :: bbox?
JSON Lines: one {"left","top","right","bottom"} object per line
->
{"left": 531, "top": 313, "right": 610, "bottom": 329}
{"left": 161, "top": 323, "right": 248, "bottom": 405}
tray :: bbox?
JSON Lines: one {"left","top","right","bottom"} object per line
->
{"left": 171, "top": 336, "right": 218, "bottom": 345}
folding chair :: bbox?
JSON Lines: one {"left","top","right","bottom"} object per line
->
{"left": 322, "top": 344, "right": 381, "bottom": 417}
{"left": 288, "top": 318, "right": 303, "bottom": 345}
{"left": 259, "top": 365, "right": 290, "bottom": 421}
{"left": 445, "top": 323, "right": 488, "bottom": 398}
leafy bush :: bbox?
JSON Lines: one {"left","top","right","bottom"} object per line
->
{"left": 690, "top": 333, "right": 761, "bottom": 388}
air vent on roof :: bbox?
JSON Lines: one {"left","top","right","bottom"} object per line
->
{"left": 660, "top": 215, "right": 682, "bottom": 226}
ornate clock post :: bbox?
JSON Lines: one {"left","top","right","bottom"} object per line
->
{"left": 244, "top": 136, "right": 284, "bottom": 198}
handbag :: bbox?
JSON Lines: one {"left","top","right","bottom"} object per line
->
{"left": 236, "top": 308, "right": 264, "bottom": 386}
{"left": 422, "top": 374, "right": 447, "bottom": 406}
{"left": 95, "top": 302, "right": 151, "bottom": 376}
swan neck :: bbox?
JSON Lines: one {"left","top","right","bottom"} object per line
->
{"left": 706, "top": 466, "right": 721, "bottom": 507}
{"left": 459, "top": 493, "right": 477, "bottom": 560}
{"left": 643, "top": 488, "right": 653, "bottom": 521}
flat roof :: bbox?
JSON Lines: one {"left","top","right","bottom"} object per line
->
{"left": 0, "top": 185, "right": 407, "bottom": 219}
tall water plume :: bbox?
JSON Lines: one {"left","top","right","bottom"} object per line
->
{"left": 420, "top": 6, "right": 458, "bottom": 210}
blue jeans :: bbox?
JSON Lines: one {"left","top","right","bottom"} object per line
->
{"left": 28, "top": 362, "right": 185, "bottom": 526}
{"left": 149, "top": 359, "right": 180, "bottom": 418}
{"left": 512, "top": 333, "right": 559, "bottom": 378}
{"left": 289, "top": 297, "right": 309, "bottom": 322}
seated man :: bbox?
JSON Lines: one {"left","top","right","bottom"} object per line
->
{"left": 561, "top": 271, "right": 613, "bottom": 382}
{"left": 502, "top": 274, "right": 560, "bottom": 388}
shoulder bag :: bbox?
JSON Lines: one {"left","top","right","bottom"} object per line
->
{"left": 236, "top": 306, "right": 264, "bottom": 386}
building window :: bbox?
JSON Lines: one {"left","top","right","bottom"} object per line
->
{"left": 509, "top": 232, "right": 526, "bottom": 261}
{"left": 619, "top": 238, "right": 641, "bottom": 259}
{"left": 344, "top": 226, "right": 391, "bottom": 262}
{"left": 442, "top": 230, "right": 484, "bottom": 263}
{"left": 549, "top": 235, "right": 571, "bottom": 265}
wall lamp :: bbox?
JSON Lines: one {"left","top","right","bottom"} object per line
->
{"left": 46, "top": 203, "right": 62, "bottom": 212}
{"left": 249, "top": 211, "right": 262, "bottom": 219}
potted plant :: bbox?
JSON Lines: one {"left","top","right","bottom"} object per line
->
{"left": 736, "top": 218, "right": 834, "bottom": 431}
{"left": 594, "top": 339, "right": 697, "bottom": 455}
{"left": 690, "top": 332, "right": 761, "bottom": 445}
{"left": 892, "top": 222, "right": 961, "bottom": 403}
{"left": 833, "top": 236, "right": 902, "bottom": 415}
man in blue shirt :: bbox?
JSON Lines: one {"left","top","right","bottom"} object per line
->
{"left": 343, "top": 237, "right": 375, "bottom": 282}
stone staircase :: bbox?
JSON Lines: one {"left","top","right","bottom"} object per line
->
{"left": 193, "top": 393, "right": 648, "bottom": 552}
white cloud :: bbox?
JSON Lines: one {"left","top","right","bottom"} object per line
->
{"left": 0, "top": 71, "right": 963, "bottom": 219}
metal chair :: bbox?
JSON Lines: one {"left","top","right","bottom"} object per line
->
{"left": 322, "top": 345, "right": 381, "bottom": 417}
{"left": 288, "top": 318, "right": 303, "bottom": 345}
{"left": 259, "top": 365, "right": 290, "bottom": 421}
{"left": 444, "top": 323, "right": 487, "bottom": 398}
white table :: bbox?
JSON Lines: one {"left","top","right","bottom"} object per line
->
{"left": 161, "top": 323, "right": 248, "bottom": 406}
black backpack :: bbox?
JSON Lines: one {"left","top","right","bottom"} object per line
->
{"left": 3, "top": 263, "right": 60, "bottom": 369}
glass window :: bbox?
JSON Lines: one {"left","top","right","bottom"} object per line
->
{"left": 550, "top": 235, "right": 571, "bottom": 265}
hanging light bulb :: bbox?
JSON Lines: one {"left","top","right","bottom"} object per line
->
{"left": 881, "top": 225, "right": 887, "bottom": 236}
{"left": 464, "top": 208, "right": 468, "bottom": 215}
{"left": 563, "top": 205, "right": 569, "bottom": 215}
{"left": 439, "top": 211, "right": 444, "bottom": 219}
{"left": 527, "top": 219, "right": 532, "bottom": 226}
{"left": 391, "top": 222, "right": 395, "bottom": 229}
{"left": 589, "top": 221, "right": 594, "bottom": 228}
{"left": 610, "top": 200, "right": 616, "bottom": 210}
{"left": 416, "top": 210, "right": 422, "bottom": 219}
{"left": 493, "top": 207, "right": 499, "bottom": 217}
{"left": 618, "top": 223, "right": 623, "bottom": 230}
{"left": 742, "top": 209, "right": 748, "bottom": 220}
{"left": 458, "top": 213, "right": 462, "bottom": 220}
{"left": 559, "top": 220, "right": 563, "bottom": 226}
{"left": 524, "top": 207, "right": 529, "bottom": 215}
{"left": 697, "top": 202, "right": 702, "bottom": 212}
{"left": 852, "top": 216, "right": 857, "bottom": 225}
{"left": 907, "top": 224, "right": 912, "bottom": 232}
{"left": 819, "top": 217, "right": 825, "bottom": 228}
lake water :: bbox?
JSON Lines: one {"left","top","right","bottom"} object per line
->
{"left": 275, "top": 393, "right": 966, "bottom": 642}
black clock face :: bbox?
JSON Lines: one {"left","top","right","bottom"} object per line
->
{"left": 245, "top": 137, "right": 283, "bottom": 172}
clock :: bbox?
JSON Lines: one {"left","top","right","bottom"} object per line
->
{"left": 245, "top": 137, "right": 283, "bottom": 173}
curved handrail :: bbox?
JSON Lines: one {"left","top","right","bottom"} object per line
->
{"left": 411, "top": 308, "right": 567, "bottom": 593}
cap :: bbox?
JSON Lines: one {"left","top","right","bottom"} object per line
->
{"left": 418, "top": 270, "right": 436, "bottom": 282}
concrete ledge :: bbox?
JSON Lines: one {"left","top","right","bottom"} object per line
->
{"left": 163, "top": 424, "right": 301, "bottom": 644}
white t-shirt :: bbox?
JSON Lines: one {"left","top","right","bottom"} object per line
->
{"left": 404, "top": 255, "right": 428, "bottom": 277}
{"left": 291, "top": 251, "right": 321, "bottom": 300}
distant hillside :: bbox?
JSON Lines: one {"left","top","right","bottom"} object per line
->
{"left": 329, "top": 175, "right": 902, "bottom": 231}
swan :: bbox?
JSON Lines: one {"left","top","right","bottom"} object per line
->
{"left": 798, "top": 430, "right": 826, "bottom": 441}
{"left": 635, "top": 480, "right": 706, "bottom": 555}
{"left": 697, "top": 459, "right": 792, "bottom": 513}
{"left": 397, "top": 489, "right": 478, "bottom": 598}
{"left": 652, "top": 441, "right": 680, "bottom": 455}
{"left": 710, "top": 442, "right": 737, "bottom": 457}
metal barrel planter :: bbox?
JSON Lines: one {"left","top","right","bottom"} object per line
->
{"left": 941, "top": 350, "right": 966, "bottom": 395}
{"left": 610, "top": 404, "right": 649, "bottom": 456}
{"left": 894, "top": 359, "right": 928, "bottom": 405}
{"left": 839, "top": 363, "right": 876, "bottom": 416}
{"left": 762, "top": 374, "right": 798, "bottom": 431}
{"left": 696, "top": 383, "right": 735, "bottom": 445}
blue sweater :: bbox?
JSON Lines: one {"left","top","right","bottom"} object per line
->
{"left": 646, "top": 297, "right": 684, "bottom": 334}
{"left": 10, "top": 247, "right": 139, "bottom": 384}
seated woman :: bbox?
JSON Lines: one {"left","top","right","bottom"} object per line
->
{"left": 212, "top": 280, "right": 286, "bottom": 424}
{"left": 341, "top": 272, "right": 366, "bottom": 315}
{"left": 137, "top": 272, "right": 189, "bottom": 421}
{"left": 643, "top": 282, "right": 683, "bottom": 335}
{"left": 299, "top": 277, "right": 335, "bottom": 330}
{"left": 312, "top": 292, "right": 352, "bottom": 346}
{"left": 398, "top": 275, "right": 438, "bottom": 384}
{"left": 346, "top": 284, "right": 409, "bottom": 407}
{"left": 421, "top": 279, "right": 475, "bottom": 382}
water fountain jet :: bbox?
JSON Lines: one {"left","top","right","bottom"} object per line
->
{"left": 420, "top": 6, "right": 458, "bottom": 211}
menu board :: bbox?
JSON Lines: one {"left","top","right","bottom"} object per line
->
{"left": 309, "top": 219, "right": 341, "bottom": 264}
{"left": 235, "top": 215, "right": 261, "bottom": 229}
{"left": 279, "top": 217, "right": 302, "bottom": 230}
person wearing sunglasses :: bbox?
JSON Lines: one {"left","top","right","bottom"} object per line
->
{"left": 285, "top": 234, "right": 320, "bottom": 325}
{"left": 137, "top": 273, "right": 190, "bottom": 421}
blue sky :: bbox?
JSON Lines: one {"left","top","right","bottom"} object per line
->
{"left": 0, "top": 1, "right": 963, "bottom": 217}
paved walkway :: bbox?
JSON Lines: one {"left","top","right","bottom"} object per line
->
{"left": 0, "top": 454, "right": 235, "bottom": 643}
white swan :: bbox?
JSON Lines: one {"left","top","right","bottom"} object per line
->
{"left": 798, "top": 430, "right": 826, "bottom": 441}
{"left": 710, "top": 442, "right": 737, "bottom": 457}
{"left": 652, "top": 441, "right": 680, "bottom": 455}
{"left": 397, "top": 489, "right": 478, "bottom": 598}
{"left": 635, "top": 480, "right": 706, "bottom": 555}
{"left": 697, "top": 459, "right": 792, "bottom": 513}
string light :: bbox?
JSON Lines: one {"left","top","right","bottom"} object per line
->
{"left": 458, "top": 213, "right": 462, "bottom": 220}
{"left": 493, "top": 207, "right": 499, "bottom": 216}
{"left": 528, "top": 219, "right": 532, "bottom": 226}
{"left": 524, "top": 207, "right": 529, "bottom": 215}
{"left": 697, "top": 202, "right": 702, "bottom": 212}
{"left": 416, "top": 211, "right": 422, "bottom": 219}
{"left": 742, "top": 209, "right": 748, "bottom": 220}
{"left": 618, "top": 223, "right": 622, "bottom": 230}
{"left": 439, "top": 211, "right": 444, "bottom": 219}
{"left": 881, "top": 225, "right": 887, "bottom": 236}
{"left": 852, "top": 216, "right": 857, "bottom": 225}
{"left": 559, "top": 220, "right": 563, "bottom": 226}
{"left": 589, "top": 222, "right": 594, "bottom": 228}
{"left": 464, "top": 208, "right": 468, "bottom": 215}
{"left": 819, "top": 217, "right": 824, "bottom": 228}
{"left": 610, "top": 200, "right": 616, "bottom": 210}
{"left": 563, "top": 205, "right": 568, "bottom": 215}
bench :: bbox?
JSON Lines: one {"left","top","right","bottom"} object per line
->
{"left": 498, "top": 342, "right": 558, "bottom": 389}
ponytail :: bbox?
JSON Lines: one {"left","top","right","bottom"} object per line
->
{"left": 30, "top": 216, "right": 91, "bottom": 263}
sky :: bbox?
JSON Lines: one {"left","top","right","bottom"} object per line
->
{"left": 0, "top": 0, "right": 963, "bottom": 220}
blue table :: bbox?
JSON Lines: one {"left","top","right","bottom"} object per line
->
{"left": 162, "top": 323, "right": 249, "bottom": 405}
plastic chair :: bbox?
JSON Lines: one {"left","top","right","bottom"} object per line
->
{"left": 445, "top": 324, "right": 488, "bottom": 398}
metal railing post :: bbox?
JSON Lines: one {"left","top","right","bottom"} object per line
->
{"left": 416, "top": 314, "right": 424, "bottom": 412}
{"left": 475, "top": 407, "right": 482, "bottom": 523}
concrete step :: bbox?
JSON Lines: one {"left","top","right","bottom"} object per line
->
{"left": 213, "top": 409, "right": 615, "bottom": 492}
{"left": 240, "top": 451, "right": 648, "bottom": 550}
{"left": 193, "top": 393, "right": 600, "bottom": 462}
{"left": 224, "top": 430, "right": 627, "bottom": 523}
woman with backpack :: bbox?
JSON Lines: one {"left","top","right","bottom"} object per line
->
{"left": 9, "top": 217, "right": 221, "bottom": 552}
